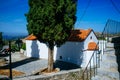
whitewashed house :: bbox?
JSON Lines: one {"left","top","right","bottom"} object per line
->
{"left": 25, "top": 29, "right": 98, "bottom": 67}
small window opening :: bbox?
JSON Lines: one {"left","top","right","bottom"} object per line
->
{"left": 60, "top": 56, "right": 62, "bottom": 59}
{"left": 90, "top": 36, "right": 92, "bottom": 39}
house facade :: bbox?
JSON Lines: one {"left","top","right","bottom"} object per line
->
{"left": 25, "top": 29, "right": 98, "bottom": 67}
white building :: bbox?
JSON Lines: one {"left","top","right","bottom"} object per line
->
{"left": 25, "top": 29, "right": 98, "bottom": 67}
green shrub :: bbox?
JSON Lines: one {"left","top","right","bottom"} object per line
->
{"left": 21, "top": 43, "right": 26, "bottom": 50}
{"left": 11, "top": 44, "right": 19, "bottom": 51}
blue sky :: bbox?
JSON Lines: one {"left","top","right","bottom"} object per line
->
{"left": 0, "top": 0, "right": 120, "bottom": 35}
{"left": 0, "top": 0, "right": 28, "bottom": 35}
{"left": 75, "top": 0, "right": 120, "bottom": 31}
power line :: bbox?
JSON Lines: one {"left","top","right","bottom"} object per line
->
{"left": 110, "top": 0, "right": 120, "bottom": 14}
{"left": 79, "top": 0, "right": 92, "bottom": 22}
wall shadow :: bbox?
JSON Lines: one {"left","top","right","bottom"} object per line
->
{"left": 54, "top": 60, "right": 80, "bottom": 70}
{"left": 31, "top": 41, "right": 40, "bottom": 58}
{"left": 55, "top": 30, "right": 84, "bottom": 70}
{"left": 56, "top": 42, "right": 84, "bottom": 65}
{"left": 0, "top": 57, "right": 39, "bottom": 69}
{"left": 13, "top": 57, "right": 39, "bottom": 68}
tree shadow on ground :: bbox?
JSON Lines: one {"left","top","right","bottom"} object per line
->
{"left": 54, "top": 60, "right": 80, "bottom": 70}
{"left": 0, "top": 57, "right": 39, "bottom": 69}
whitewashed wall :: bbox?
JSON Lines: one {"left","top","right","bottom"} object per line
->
{"left": 84, "top": 31, "right": 98, "bottom": 50}
{"left": 56, "top": 42, "right": 84, "bottom": 66}
{"left": 26, "top": 40, "right": 48, "bottom": 59}
{"left": 26, "top": 40, "right": 57, "bottom": 60}
{"left": 99, "top": 40, "right": 107, "bottom": 54}
{"left": 25, "top": 31, "right": 98, "bottom": 67}
{"left": 81, "top": 50, "right": 98, "bottom": 67}
{"left": 26, "top": 40, "right": 84, "bottom": 66}
{"left": 98, "top": 40, "right": 107, "bottom": 60}
{"left": 82, "top": 31, "right": 98, "bottom": 67}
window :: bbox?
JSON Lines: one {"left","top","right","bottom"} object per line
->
{"left": 90, "top": 36, "right": 92, "bottom": 39}
{"left": 60, "top": 56, "right": 62, "bottom": 59}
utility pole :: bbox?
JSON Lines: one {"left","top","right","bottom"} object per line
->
{"left": 9, "top": 41, "right": 12, "bottom": 80}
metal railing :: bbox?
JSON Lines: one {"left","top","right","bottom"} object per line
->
{"left": 81, "top": 19, "right": 120, "bottom": 80}
{"left": 81, "top": 42, "right": 101, "bottom": 80}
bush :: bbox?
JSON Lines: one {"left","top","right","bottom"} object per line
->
{"left": 11, "top": 44, "right": 19, "bottom": 51}
{"left": 21, "top": 43, "right": 26, "bottom": 50}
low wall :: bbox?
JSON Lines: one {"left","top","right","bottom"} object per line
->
{"left": 14, "top": 69, "right": 83, "bottom": 80}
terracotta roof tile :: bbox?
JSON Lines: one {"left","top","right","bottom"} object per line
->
{"left": 25, "top": 29, "right": 92, "bottom": 41}
{"left": 88, "top": 42, "right": 98, "bottom": 50}
{"left": 68, "top": 29, "right": 92, "bottom": 42}
{"left": 25, "top": 34, "right": 37, "bottom": 40}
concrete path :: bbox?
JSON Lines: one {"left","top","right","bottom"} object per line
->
{"left": 11, "top": 53, "right": 48, "bottom": 76}
{"left": 1, "top": 52, "right": 80, "bottom": 79}
{"left": 1, "top": 52, "right": 48, "bottom": 77}
{"left": 92, "top": 43, "right": 119, "bottom": 80}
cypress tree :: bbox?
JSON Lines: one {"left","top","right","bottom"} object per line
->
{"left": 26, "top": 0, "right": 77, "bottom": 72}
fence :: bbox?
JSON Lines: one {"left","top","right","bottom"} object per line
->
{"left": 102, "top": 19, "right": 120, "bottom": 42}
{"left": 81, "top": 42, "right": 101, "bottom": 80}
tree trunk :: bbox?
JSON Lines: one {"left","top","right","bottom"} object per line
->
{"left": 48, "top": 42, "right": 54, "bottom": 72}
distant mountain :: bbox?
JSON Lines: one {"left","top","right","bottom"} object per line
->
{"left": 2, "top": 32, "right": 28, "bottom": 40}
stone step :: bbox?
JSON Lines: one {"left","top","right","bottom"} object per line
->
{"left": 97, "top": 68, "right": 119, "bottom": 79}
{"left": 104, "top": 50, "right": 115, "bottom": 54}
{"left": 104, "top": 47, "right": 115, "bottom": 51}
{"left": 91, "top": 75, "right": 117, "bottom": 80}
{"left": 100, "top": 60, "right": 118, "bottom": 69}
{"left": 104, "top": 52, "right": 116, "bottom": 55}
{"left": 106, "top": 43, "right": 114, "bottom": 48}
{"left": 106, "top": 43, "right": 120, "bottom": 48}
{"left": 102, "top": 54, "right": 116, "bottom": 61}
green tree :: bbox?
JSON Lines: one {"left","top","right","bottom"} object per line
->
{"left": 26, "top": 0, "right": 77, "bottom": 72}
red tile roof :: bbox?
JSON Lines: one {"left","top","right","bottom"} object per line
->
{"left": 25, "top": 29, "right": 92, "bottom": 42}
{"left": 68, "top": 29, "right": 92, "bottom": 42}
{"left": 25, "top": 34, "right": 37, "bottom": 40}
{"left": 87, "top": 42, "right": 98, "bottom": 50}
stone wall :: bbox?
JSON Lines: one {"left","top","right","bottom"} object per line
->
{"left": 14, "top": 69, "right": 83, "bottom": 80}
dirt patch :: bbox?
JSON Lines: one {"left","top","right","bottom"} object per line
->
{"left": 0, "top": 58, "right": 7, "bottom": 66}
{"left": 35, "top": 68, "right": 60, "bottom": 75}
{"left": 42, "top": 68, "right": 60, "bottom": 74}
{"left": 0, "top": 69, "right": 25, "bottom": 77}
{"left": 0, "top": 62, "right": 7, "bottom": 66}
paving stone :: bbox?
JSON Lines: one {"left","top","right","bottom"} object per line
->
{"left": 92, "top": 75, "right": 116, "bottom": 80}
{"left": 97, "top": 68, "right": 119, "bottom": 79}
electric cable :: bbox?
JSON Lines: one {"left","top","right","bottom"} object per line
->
{"left": 79, "top": 0, "right": 92, "bottom": 22}
{"left": 110, "top": 0, "right": 120, "bottom": 14}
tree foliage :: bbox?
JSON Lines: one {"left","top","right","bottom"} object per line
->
{"left": 26, "top": 0, "right": 77, "bottom": 47}
{"left": 26, "top": 0, "right": 77, "bottom": 72}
